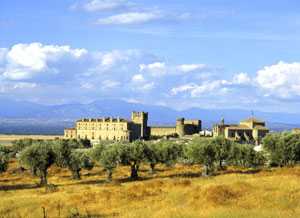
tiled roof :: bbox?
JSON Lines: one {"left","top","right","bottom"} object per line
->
{"left": 253, "top": 125, "right": 269, "bottom": 130}
{"left": 240, "top": 117, "right": 265, "bottom": 123}
{"left": 226, "top": 125, "right": 252, "bottom": 130}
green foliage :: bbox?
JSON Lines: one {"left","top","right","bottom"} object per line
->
{"left": 79, "top": 138, "right": 91, "bottom": 148}
{"left": 99, "top": 144, "right": 121, "bottom": 182}
{"left": 187, "top": 138, "right": 216, "bottom": 167}
{"left": 68, "top": 151, "right": 94, "bottom": 179}
{"left": 262, "top": 132, "right": 300, "bottom": 167}
{"left": 52, "top": 139, "right": 71, "bottom": 168}
{"left": 159, "top": 142, "right": 183, "bottom": 167}
{"left": 11, "top": 138, "right": 34, "bottom": 152}
{"left": 239, "top": 144, "right": 265, "bottom": 167}
{"left": 0, "top": 151, "right": 9, "bottom": 172}
{"left": 52, "top": 139, "right": 94, "bottom": 179}
{"left": 117, "top": 140, "right": 148, "bottom": 179}
{"left": 89, "top": 142, "right": 106, "bottom": 163}
{"left": 19, "top": 142, "right": 55, "bottom": 186}
{"left": 210, "top": 136, "right": 232, "bottom": 170}
{"left": 67, "top": 139, "right": 81, "bottom": 149}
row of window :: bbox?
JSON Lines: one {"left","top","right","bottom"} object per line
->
{"left": 77, "top": 135, "right": 129, "bottom": 140}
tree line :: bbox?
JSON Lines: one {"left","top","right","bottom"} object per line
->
{"left": 0, "top": 132, "right": 300, "bottom": 186}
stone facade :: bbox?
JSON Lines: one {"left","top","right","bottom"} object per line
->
{"left": 291, "top": 128, "right": 300, "bottom": 134}
{"left": 64, "top": 111, "right": 148, "bottom": 143}
{"left": 64, "top": 111, "right": 202, "bottom": 143}
{"left": 213, "top": 117, "right": 269, "bottom": 145}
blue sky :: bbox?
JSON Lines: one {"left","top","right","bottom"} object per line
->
{"left": 1, "top": 0, "right": 300, "bottom": 112}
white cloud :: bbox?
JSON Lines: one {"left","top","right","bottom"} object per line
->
{"left": 95, "top": 12, "right": 165, "bottom": 25}
{"left": 2, "top": 43, "right": 87, "bottom": 80}
{"left": 171, "top": 83, "right": 197, "bottom": 95}
{"left": 3, "top": 43, "right": 300, "bottom": 112}
{"left": 13, "top": 82, "right": 37, "bottom": 89}
{"left": 177, "top": 64, "right": 206, "bottom": 72}
{"left": 122, "top": 98, "right": 139, "bottom": 103}
{"left": 232, "top": 73, "right": 251, "bottom": 84}
{"left": 101, "top": 80, "right": 120, "bottom": 89}
{"left": 132, "top": 74, "right": 144, "bottom": 83}
{"left": 139, "top": 82, "right": 155, "bottom": 91}
{"left": 83, "top": 0, "right": 134, "bottom": 12}
{"left": 255, "top": 61, "right": 300, "bottom": 98}
{"left": 191, "top": 81, "right": 222, "bottom": 97}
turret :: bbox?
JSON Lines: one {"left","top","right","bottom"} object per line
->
{"left": 176, "top": 118, "right": 185, "bottom": 137}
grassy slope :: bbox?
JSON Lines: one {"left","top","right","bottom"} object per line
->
{"left": 1, "top": 159, "right": 300, "bottom": 218}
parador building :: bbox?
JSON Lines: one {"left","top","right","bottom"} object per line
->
{"left": 64, "top": 111, "right": 202, "bottom": 143}
{"left": 64, "top": 111, "right": 270, "bottom": 145}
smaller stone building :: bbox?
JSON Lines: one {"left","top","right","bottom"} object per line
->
{"left": 148, "top": 118, "right": 201, "bottom": 137}
{"left": 291, "top": 128, "right": 300, "bottom": 134}
{"left": 64, "top": 111, "right": 148, "bottom": 143}
{"left": 213, "top": 117, "right": 269, "bottom": 145}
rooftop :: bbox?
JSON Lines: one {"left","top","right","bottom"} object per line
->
{"left": 240, "top": 117, "right": 265, "bottom": 123}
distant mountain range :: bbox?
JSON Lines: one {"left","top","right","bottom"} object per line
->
{"left": 0, "top": 97, "right": 299, "bottom": 134}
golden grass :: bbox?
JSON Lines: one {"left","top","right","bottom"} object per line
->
{"left": 1, "top": 160, "right": 300, "bottom": 218}
{"left": 0, "top": 135, "right": 63, "bottom": 146}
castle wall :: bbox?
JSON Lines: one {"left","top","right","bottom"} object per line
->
{"left": 184, "top": 120, "right": 201, "bottom": 132}
{"left": 149, "top": 127, "right": 176, "bottom": 136}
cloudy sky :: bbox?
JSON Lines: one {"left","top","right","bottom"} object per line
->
{"left": 1, "top": 0, "right": 300, "bottom": 112}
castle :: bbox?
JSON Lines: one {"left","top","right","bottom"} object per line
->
{"left": 213, "top": 117, "right": 269, "bottom": 145}
{"left": 64, "top": 111, "right": 202, "bottom": 143}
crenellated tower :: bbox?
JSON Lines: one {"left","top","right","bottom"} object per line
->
{"left": 131, "top": 111, "right": 148, "bottom": 138}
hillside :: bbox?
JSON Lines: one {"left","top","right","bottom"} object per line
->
{"left": 1, "top": 158, "right": 300, "bottom": 218}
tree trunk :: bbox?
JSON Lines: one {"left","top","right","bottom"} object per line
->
{"left": 106, "top": 169, "right": 112, "bottom": 183}
{"left": 40, "top": 169, "right": 47, "bottom": 186}
{"left": 30, "top": 167, "right": 37, "bottom": 178}
{"left": 149, "top": 163, "right": 155, "bottom": 174}
{"left": 71, "top": 169, "right": 81, "bottom": 180}
{"left": 202, "top": 164, "right": 214, "bottom": 176}
{"left": 219, "top": 159, "right": 223, "bottom": 170}
{"left": 130, "top": 163, "right": 139, "bottom": 180}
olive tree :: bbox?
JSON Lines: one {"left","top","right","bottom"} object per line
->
{"left": 263, "top": 132, "right": 300, "bottom": 167}
{"left": 144, "top": 142, "right": 162, "bottom": 174}
{"left": 99, "top": 144, "right": 120, "bottom": 182}
{"left": 117, "top": 141, "right": 148, "bottom": 180}
{"left": 0, "top": 145, "right": 14, "bottom": 172}
{"left": 210, "top": 136, "right": 232, "bottom": 170}
{"left": 11, "top": 138, "right": 34, "bottom": 153}
{"left": 19, "top": 142, "right": 55, "bottom": 186}
{"left": 159, "top": 142, "right": 183, "bottom": 167}
{"left": 68, "top": 151, "right": 94, "bottom": 179}
{"left": 52, "top": 139, "right": 94, "bottom": 179}
{"left": 0, "top": 151, "right": 9, "bottom": 173}
{"left": 187, "top": 138, "right": 216, "bottom": 176}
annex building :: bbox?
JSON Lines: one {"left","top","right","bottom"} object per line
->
{"left": 213, "top": 117, "right": 269, "bottom": 145}
{"left": 64, "top": 111, "right": 202, "bottom": 143}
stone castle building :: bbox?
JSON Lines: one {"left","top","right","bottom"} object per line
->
{"left": 291, "top": 128, "right": 300, "bottom": 134}
{"left": 64, "top": 111, "right": 201, "bottom": 143}
{"left": 213, "top": 117, "right": 269, "bottom": 145}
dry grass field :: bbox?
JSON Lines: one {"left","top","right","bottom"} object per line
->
{"left": 1, "top": 158, "right": 300, "bottom": 218}
{"left": 0, "top": 135, "right": 63, "bottom": 146}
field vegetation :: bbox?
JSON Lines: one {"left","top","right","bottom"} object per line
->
{"left": 0, "top": 132, "right": 300, "bottom": 218}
